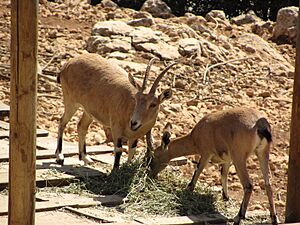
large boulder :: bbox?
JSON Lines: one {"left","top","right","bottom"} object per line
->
{"left": 141, "top": 0, "right": 173, "bottom": 19}
{"left": 205, "top": 10, "right": 226, "bottom": 22}
{"left": 87, "top": 36, "right": 132, "bottom": 54}
{"left": 91, "top": 21, "right": 134, "bottom": 36}
{"left": 130, "top": 27, "right": 162, "bottom": 45}
{"left": 231, "top": 10, "right": 261, "bottom": 25}
{"left": 236, "top": 33, "right": 294, "bottom": 76}
{"left": 178, "top": 38, "right": 201, "bottom": 57}
{"left": 272, "top": 6, "right": 298, "bottom": 43}
{"left": 135, "top": 41, "right": 180, "bottom": 60}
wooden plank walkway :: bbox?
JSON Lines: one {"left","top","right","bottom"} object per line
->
{"left": 0, "top": 102, "right": 116, "bottom": 190}
{"left": 0, "top": 194, "right": 124, "bottom": 216}
{"left": 0, "top": 136, "right": 114, "bottom": 162}
{"left": 0, "top": 193, "right": 227, "bottom": 224}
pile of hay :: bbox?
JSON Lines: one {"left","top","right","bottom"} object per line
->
{"left": 40, "top": 159, "right": 232, "bottom": 218}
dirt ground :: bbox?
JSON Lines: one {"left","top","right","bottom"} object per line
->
{"left": 0, "top": 0, "right": 296, "bottom": 223}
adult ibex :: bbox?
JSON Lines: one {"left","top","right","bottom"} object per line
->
{"left": 150, "top": 107, "right": 278, "bottom": 225}
{"left": 56, "top": 53, "right": 176, "bottom": 169}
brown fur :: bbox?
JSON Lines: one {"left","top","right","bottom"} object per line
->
{"left": 56, "top": 53, "right": 175, "bottom": 168}
{"left": 151, "top": 107, "right": 278, "bottom": 225}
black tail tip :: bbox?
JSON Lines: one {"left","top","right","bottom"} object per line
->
{"left": 256, "top": 117, "right": 272, "bottom": 142}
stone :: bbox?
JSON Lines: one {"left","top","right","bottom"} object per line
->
{"left": 259, "top": 91, "right": 271, "bottom": 98}
{"left": 130, "top": 27, "right": 161, "bottom": 45}
{"left": 246, "top": 89, "right": 255, "bottom": 97}
{"left": 178, "top": 38, "right": 201, "bottom": 57}
{"left": 86, "top": 35, "right": 131, "bottom": 54}
{"left": 91, "top": 21, "right": 134, "bottom": 36}
{"left": 243, "top": 44, "right": 256, "bottom": 53}
{"left": 108, "top": 58, "right": 160, "bottom": 74}
{"left": 127, "top": 17, "right": 154, "bottom": 27}
{"left": 272, "top": 6, "right": 298, "bottom": 43}
{"left": 252, "top": 21, "right": 274, "bottom": 37}
{"left": 132, "top": 11, "right": 153, "bottom": 19}
{"left": 236, "top": 33, "right": 294, "bottom": 73}
{"left": 174, "top": 80, "right": 186, "bottom": 89}
{"left": 231, "top": 10, "right": 260, "bottom": 25}
{"left": 168, "top": 103, "right": 182, "bottom": 112}
{"left": 141, "top": 0, "right": 173, "bottom": 19}
{"left": 205, "top": 10, "right": 226, "bottom": 22}
{"left": 135, "top": 42, "right": 180, "bottom": 60}
{"left": 99, "top": 0, "right": 118, "bottom": 8}
{"left": 86, "top": 36, "right": 111, "bottom": 53}
{"left": 108, "top": 51, "right": 129, "bottom": 60}
{"left": 48, "top": 30, "right": 57, "bottom": 39}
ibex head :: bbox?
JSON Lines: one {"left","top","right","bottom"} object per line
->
{"left": 129, "top": 59, "right": 176, "bottom": 131}
{"left": 149, "top": 122, "right": 172, "bottom": 177}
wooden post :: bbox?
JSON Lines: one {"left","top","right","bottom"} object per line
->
{"left": 285, "top": 1, "right": 300, "bottom": 223}
{"left": 9, "top": 0, "right": 38, "bottom": 225}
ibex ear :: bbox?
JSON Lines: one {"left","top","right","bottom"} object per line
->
{"left": 161, "top": 122, "right": 172, "bottom": 149}
{"left": 128, "top": 73, "right": 142, "bottom": 91}
{"left": 159, "top": 88, "right": 172, "bottom": 102}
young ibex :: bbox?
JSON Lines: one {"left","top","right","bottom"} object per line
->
{"left": 56, "top": 53, "right": 176, "bottom": 169}
{"left": 150, "top": 107, "right": 278, "bottom": 225}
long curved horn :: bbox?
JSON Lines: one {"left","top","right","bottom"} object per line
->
{"left": 149, "top": 61, "right": 177, "bottom": 94}
{"left": 141, "top": 57, "right": 159, "bottom": 92}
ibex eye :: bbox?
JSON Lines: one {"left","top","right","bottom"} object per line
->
{"left": 150, "top": 103, "right": 157, "bottom": 108}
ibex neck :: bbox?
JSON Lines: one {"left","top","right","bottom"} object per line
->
{"left": 167, "top": 134, "right": 197, "bottom": 161}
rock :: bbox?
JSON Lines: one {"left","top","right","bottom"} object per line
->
{"left": 86, "top": 36, "right": 111, "bottom": 53}
{"left": 87, "top": 35, "right": 131, "bottom": 54}
{"left": 105, "top": 9, "right": 129, "bottom": 20}
{"left": 252, "top": 204, "right": 264, "bottom": 210}
{"left": 141, "top": 0, "right": 173, "bottom": 19}
{"left": 168, "top": 103, "right": 182, "bottom": 112}
{"left": 243, "top": 44, "right": 256, "bottom": 53}
{"left": 252, "top": 21, "right": 274, "bottom": 37}
{"left": 91, "top": 21, "right": 134, "bottom": 36}
{"left": 231, "top": 182, "right": 242, "bottom": 190}
{"left": 132, "top": 11, "right": 153, "bottom": 19}
{"left": 48, "top": 30, "right": 57, "bottom": 39}
{"left": 236, "top": 33, "right": 294, "bottom": 73}
{"left": 178, "top": 38, "right": 201, "bottom": 57}
{"left": 99, "top": 0, "right": 118, "bottom": 8}
{"left": 131, "top": 27, "right": 161, "bottom": 45}
{"left": 231, "top": 10, "right": 261, "bottom": 25}
{"left": 108, "top": 51, "right": 129, "bottom": 60}
{"left": 187, "top": 106, "right": 198, "bottom": 112}
{"left": 174, "top": 79, "right": 186, "bottom": 89}
{"left": 108, "top": 58, "right": 160, "bottom": 74}
{"left": 135, "top": 41, "right": 180, "bottom": 60}
{"left": 205, "top": 10, "right": 226, "bottom": 22}
{"left": 259, "top": 91, "right": 271, "bottom": 98}
{"left": 186, "top": 99, "right": 198, "bottom": 107}
{"left": 186, "top": 14, "right": 207, "bottom": 26}
{"left": 246, "top": 89, "right": 255, "bottom": 97}
{"left": 272, "top": 6, "right": 298, "bottom": 43}
{"left": 127, "top": 17, "right": 154, "bottom": 27}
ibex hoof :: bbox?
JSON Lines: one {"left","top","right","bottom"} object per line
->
{"left": 186, "top": 184, "right": 195, "bottom": 192}
{"left": 55, "top": 153, "right": 64, "bottom": 166}
{"left": 56, "top": 158, "right": 64, "bottom": 166}
{"left": 222, "top": 192, "right": 230, "bottom": 201}
{"left": 233, "top": 215, "right": 241, "bottom": 225}
{"left": 113, "top": 163, "right": 120, "bottom": 170}
{"left": 271, "top": 215, "right": 279, "bottom": 225}
{"left": 82, "top": 155, "right": 94, "bottom": 165}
